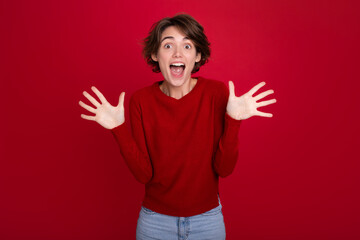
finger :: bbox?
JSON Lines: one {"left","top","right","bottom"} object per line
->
{"left": 83, "top": 91, "right": 100, "bottom": 108}
{"left": 91, "top": 86, "right": 107, "bottom": 104}
{"left": 228, "top": 81, "right": 235, "bottom": 98}
{"left": 118, "top": 92, "right": 125, "bottom": 108}
{"left": 257, "top": 98, "right": 277, "bottom": 108}
{"left": 248, "top": 81, "right": 266, "bottom": 96}
{"left": 256, "top": 110, "right": 273, "bottom": 117}
{"left": 79, "top": 100, "right": 96, "bottom": 114}
{"left": 80, "top": 114, "right": 96, "bottom": 121}
{"left": 254, "top": 89, "right": 274, "bottom": 102}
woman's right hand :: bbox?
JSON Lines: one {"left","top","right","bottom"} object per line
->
{"left": 79, "top": 86, "right": 125, "bottom": 129}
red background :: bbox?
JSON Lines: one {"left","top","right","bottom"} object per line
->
{"left": 1, "top": 0, "right": 359, "bottom": 239}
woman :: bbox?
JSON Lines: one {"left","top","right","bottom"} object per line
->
{"left": 79, "top": 13, "right": 276, "bottom": 240}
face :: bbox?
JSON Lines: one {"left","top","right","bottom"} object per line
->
{"left": 151, "top": 26, "right": 201, "bottom": 88}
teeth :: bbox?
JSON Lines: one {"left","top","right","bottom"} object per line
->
{"left": 171, "top": 63, "right": 185, "bottom": 67}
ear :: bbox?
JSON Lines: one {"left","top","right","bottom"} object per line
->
{"left": 195, "top": 52, "right": 201, "bottom": 63}
{"left": 151, "top": 53, "right": 158, "bottom": 62}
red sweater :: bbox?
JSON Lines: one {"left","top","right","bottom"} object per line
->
{"left": 111, "top": 76, "right": 242, "bottom": 217}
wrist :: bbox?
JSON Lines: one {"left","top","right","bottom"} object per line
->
{"left": 226, "top": 111, "right": 243, "bottom": 120}
{"left": 108, "top": 119, "right": 125, "bottom": 130}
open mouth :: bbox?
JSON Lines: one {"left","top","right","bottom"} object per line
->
{"left": 170, "top": 63, "right": 185, "bottom": 77}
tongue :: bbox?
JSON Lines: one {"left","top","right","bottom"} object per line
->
{"left": 170, "top": 66, "right": 184, "bottom": 77}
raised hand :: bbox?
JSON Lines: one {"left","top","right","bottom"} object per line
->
{"left": 79, "top": 86, "right": 125, "bottom": 129}
{"left": 226, "top": 81, "right": 276, "bottom": 120}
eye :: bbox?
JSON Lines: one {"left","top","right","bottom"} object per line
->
{"left": 164, "top": 44, "right": 171, "bottom": 49}
{"left": 184, "top": 44, "right": 191, "bottom": 49}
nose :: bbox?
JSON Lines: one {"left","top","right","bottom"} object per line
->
{"left": 172, "top": 46, "right": 183, "bottom": 58}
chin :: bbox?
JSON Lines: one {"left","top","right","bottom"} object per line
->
{"left": 166, "top": 73, "right": 190, "bottom": 87}
{"left": 169, "top": 78, "right": 186, "bottom": 87}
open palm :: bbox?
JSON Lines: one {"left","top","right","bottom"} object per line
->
{"left": 226, "top": 81, "right": 276, "bottom": 120}
{"left": 79, "top": 86, "right": 125, "bottom": 129}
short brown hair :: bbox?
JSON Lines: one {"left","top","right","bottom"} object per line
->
{"left": 142, "top": 13, "right": 211, "bottom": 73}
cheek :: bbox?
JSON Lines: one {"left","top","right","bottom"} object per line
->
{"left": 158, "top": 60, "right": 169, "bottom": 72}
{"left": 157, "top": 52, "right": 171, "bottom": 63}
{"left": 186, "top": 51, "right": 198, "bottom": 60}
{"left": 155, "top": 54, "right": 165, "bottom": 65}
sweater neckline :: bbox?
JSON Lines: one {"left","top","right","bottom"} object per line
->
{"left": 153, "top": 76, "right": 203, "bottom": 103}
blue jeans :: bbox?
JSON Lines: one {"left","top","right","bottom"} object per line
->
{"left": 136, "top": 200, "right": 226, "bottom": 240}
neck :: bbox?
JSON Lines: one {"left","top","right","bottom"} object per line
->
{"left": 160, "top": 78, "right": 197, "bottom": 99}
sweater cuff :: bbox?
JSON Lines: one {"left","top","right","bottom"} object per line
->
{"left": 110, "top": 122, "right": 132, "bottom": 149}
{"left": 225, "top": 112, "right": 242, "bottom": 125}
{"left": 222, "top": 112, "right": 242, "bottom": 145}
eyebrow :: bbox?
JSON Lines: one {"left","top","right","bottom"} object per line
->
{"left": 160, "top": 36, "right": 190, "bottom": 43}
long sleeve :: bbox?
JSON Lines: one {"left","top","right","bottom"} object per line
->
{"left": 213, "top": 82, "right": 242, "bottom": 177}
{"left": 110, "top": 93, "right": 153, "bottom": 184}
{"left": 107, "top": 77, "right": 243, "bottom": 216}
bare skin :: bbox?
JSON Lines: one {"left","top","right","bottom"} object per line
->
{"left": 79, "top": 27, "right": 276, "bottom": 127}
{"left": 227, "top": 81, "right": 276, "bottom": 120}
{"left": 79, "top": 81, "right": 276, "bottom": 129}
{"left": 79, "top": 87, "right": 125, "bottom": 129}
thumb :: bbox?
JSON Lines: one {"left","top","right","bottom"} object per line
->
{"left": 228, "top": 81, "right": 235, "bottom": 98}
{"left": 118, "top": 92, "right": 125, "bottom": 108}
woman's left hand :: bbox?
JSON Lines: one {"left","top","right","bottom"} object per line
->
{"left": 226, "top": 81, "right": 277, "bottom": 120}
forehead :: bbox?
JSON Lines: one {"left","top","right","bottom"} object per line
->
{"left": 160, "top": 26, "right": 189, "bottom": 41}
